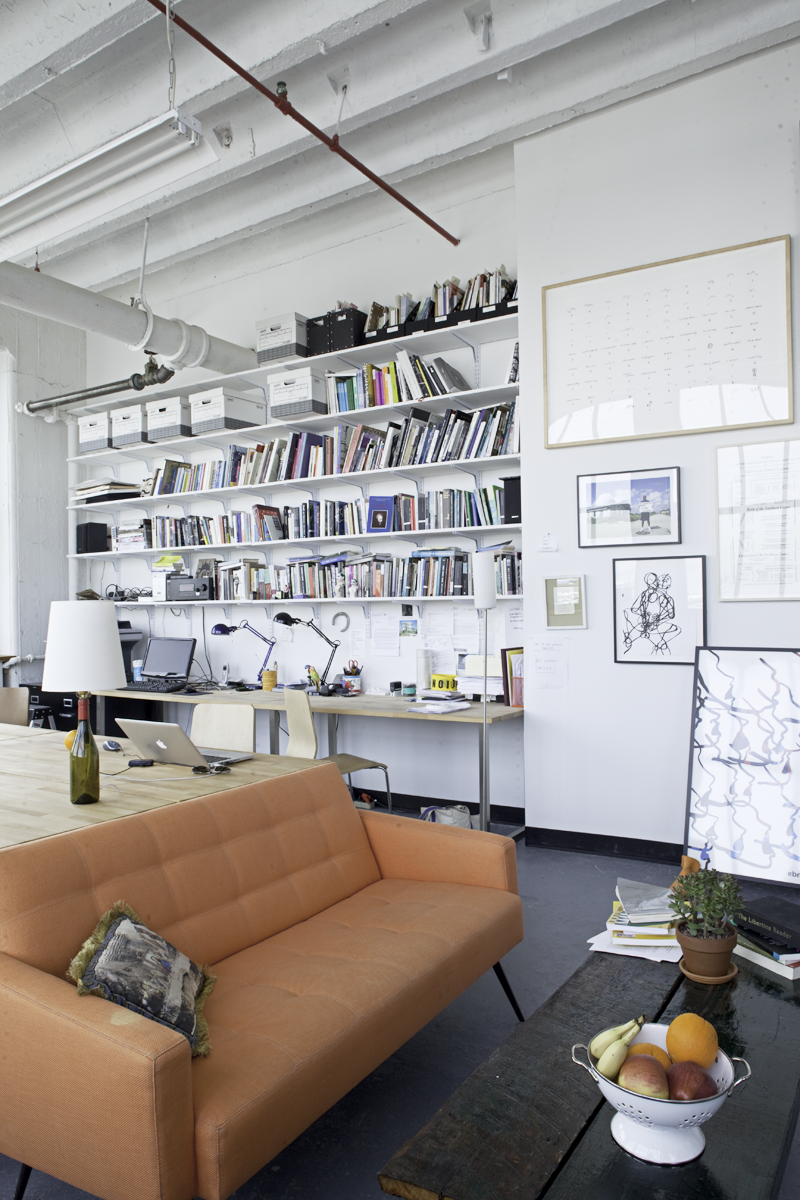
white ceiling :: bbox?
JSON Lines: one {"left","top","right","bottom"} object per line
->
{"left": 3, "top": 0, "right": 798, "bottom": 293}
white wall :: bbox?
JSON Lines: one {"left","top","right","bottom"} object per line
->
{"left": 84, "top": 147, "right": 525, "bottom": 806}
{"left": 0, "top": 309, "right": 84, "bottom": 684}
{"left": 515, "top": 42, "right": 800, "bottom": 845}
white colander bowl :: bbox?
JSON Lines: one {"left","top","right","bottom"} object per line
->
{"left": 571, "top": 1021, "right": 751, "bottom": 1164}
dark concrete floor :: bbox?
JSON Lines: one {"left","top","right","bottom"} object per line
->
{"left": 2, "top": 844, "right": 799, "bottom": 1200}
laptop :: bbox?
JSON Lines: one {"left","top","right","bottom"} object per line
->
{"left": 116, "top": 719, "right": 253, "bottom": 768}
{"left": 120, "top": 637, "right": 197, "bottom": 693}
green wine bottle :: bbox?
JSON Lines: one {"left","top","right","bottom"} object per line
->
{"left": 70, "top": 696, "right": 100, "bottom": 805}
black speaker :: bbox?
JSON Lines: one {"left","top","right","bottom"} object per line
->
{"left": 76, "top": 522, "right": 108, "bottom": 553}
{"left": 500, "top": 476, "right": 521, "bottom": 524}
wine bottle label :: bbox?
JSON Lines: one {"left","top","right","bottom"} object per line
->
{"left": 77, "top": 698, "right": 90, "bottom": 720}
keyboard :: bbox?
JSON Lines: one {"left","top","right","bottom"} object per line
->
{"left": 120, "top": 679, "right": 188, "bottom": 693}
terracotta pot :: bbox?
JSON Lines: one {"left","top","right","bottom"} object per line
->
{"left": 676, "top": 923, "right": 737, "bottom": 979}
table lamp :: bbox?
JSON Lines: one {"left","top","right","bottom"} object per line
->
{"left": 472, "top": 545, "right": 509, "bottom": 832}
{"left": 273, "top": 612, "right": 341, "bottom": 694}
{"left": 211, "top": 621, "right": 276, "bottom": 685}
{"left": 42, "top": 601, "right": 127, "bottom": 805}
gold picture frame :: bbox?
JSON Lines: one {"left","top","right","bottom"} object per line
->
{"left": 543, "top": 235, "right": 792, "bottom": 448}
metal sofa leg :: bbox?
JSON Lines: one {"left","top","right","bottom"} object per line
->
{"left": 493, "top": 962, "right": 525, "bottom": 1022}
{"left": 13, "top": 1164, "right": 32, "bottom": 1200}
{"left": 381, "top": 766, "right": 393, "bottom": 813}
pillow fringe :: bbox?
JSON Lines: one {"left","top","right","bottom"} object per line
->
{"left": 67, "top": 901, "right": 140, "bottom": 989}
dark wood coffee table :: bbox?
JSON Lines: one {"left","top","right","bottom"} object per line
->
{"left": 378, "top": 952, "right": 800, "bottom": 1200}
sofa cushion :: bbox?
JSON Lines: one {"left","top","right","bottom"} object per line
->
{"left": 0, "top": 765, "right": 381, "bottom": 977}
{"left": 191, "top": 877, "right": 524, "bottom": 1200}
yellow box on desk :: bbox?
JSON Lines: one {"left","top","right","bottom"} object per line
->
{"left": 430, "top": 673, "right": 458, "bottom": 691}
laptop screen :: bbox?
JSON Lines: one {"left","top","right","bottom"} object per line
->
{"left": 141, "top": 637, "right": 196, "bottom": 678}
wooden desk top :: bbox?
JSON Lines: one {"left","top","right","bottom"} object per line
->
{"left": 0, "top": 724, "right": 317, "bottom": 849}
{"left": 95, "top": 688, "right": 524, "bottom": 725}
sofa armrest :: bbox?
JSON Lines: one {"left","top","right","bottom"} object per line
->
{"left": 358, "top": 812, "right": 519, "bottom": 894}
{"left": 0, "top": 952, "right": 195, "bottom": 1200}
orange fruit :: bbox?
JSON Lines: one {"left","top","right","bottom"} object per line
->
{"left": 627, "top": 1042, "right": 671, "bottom": 1073}
{"left": 666, "top": 1013, "right": 718, "bottom": 1069}
{"left": 64, "top": 729, "right": 77, "bottom": 751}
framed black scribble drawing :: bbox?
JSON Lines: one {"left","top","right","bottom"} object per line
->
{"left": 685, "top": 646, "right": 800, "bottom": 885}
{"left": 613, "top": 556, "right": 706, "bottom": 665}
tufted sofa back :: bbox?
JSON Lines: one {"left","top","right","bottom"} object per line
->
{"left": 0, "top": 764, "right": 381, "bottom": 976}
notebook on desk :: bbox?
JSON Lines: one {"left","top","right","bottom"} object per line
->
{"left": 116, "top": 719, "right": 253, "bottom": 768}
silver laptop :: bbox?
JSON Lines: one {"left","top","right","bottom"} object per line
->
{"left": 116, "top": 719, "right": 253, "bottom": 768}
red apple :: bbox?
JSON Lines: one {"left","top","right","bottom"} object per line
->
{"left": 617, "top": 1053, "right": 669, "bottom": 1099}
{"left": 667, "top": 1060, "right": 718, "bottom": 1101}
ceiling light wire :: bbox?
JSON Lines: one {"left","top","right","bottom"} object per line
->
{"left": 334, "top": 84, "right": 348, "bottom": 139}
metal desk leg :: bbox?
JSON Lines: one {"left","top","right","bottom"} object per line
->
{"left": 96, "top": 695, "right": 106, "bottom": 737}
{"left": 327, "top": 714, "right": 338, "bottom": 756}
{"left": 478, "top": 717, "right": 490, "bottom": 832}
{"left": 269, "top": 710, "right": 281, "bottom": 755}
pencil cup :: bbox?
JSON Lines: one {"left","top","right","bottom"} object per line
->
{"left": 261, "top": 670, "right": 278, "bottom": 691}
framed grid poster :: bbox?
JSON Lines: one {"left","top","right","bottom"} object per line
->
{"left": 544, "top": 236, "right": 792, "bottom": 448}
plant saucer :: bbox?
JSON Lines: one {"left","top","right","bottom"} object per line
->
{"left": 679, "top": 958, "right": 738, "bottom": 985}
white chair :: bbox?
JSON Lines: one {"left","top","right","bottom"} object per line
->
{"left": 283, "top": 688, "right": 392, "bottom": 811}
{"left": 190, "top": 703, "right": 255, "bottom": 753}
{"left": 0, "top": 687, "right": 29, "bottom": 727}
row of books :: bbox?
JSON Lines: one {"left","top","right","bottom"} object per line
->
{"left": 118, "top": 484, "right": 512, "bottom": 552}
{"left": 325, "top": 350, "right": 474, "bottom": 411}
{"left": 214, "top": 548, "right": 523, "bottom": 602}
{"left": 732, "top": 895, "right": 800, "bottom": 981}
{"left": 146, "top": 401, "right": 518, "bottom": 497}
{"left": 364, "top": 268, "right": 516, "bottom": 329}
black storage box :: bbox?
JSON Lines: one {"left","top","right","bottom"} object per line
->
{"left": 329, "top": 308, "right": 367, "bottom": 350}
{"left": 306, "top": 314, "right": 330, "bottom": 357}
{"left": 477, "top": 299, "right": 510, "bottom": 320}
{"left": 362, "top": 321, "right": 406, "bottom": 346}
{"left": 76, "top": 522, "right": 108, "bottom": 554}
{"left": 501, "top": 476, "right": 521, "bottom": 524}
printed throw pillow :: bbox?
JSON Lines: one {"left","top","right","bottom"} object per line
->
{"left": 67, "top": 901, "right": 215, "bottom": 1057}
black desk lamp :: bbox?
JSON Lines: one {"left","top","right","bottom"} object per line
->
{"left": 273, "top": 612, "right": 341, "bottom": 695}
{"left": 211, "top": 621, "right": 276, "bottom": 685}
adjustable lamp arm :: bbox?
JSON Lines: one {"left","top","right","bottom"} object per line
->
{"left": 238, "top": 621, "right": 277, "bottom": 683}
{"left": 303, "top": 619, "right": 340, "bottom": 687}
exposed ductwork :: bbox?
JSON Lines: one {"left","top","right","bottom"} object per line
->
{"left": 0, "top": 261, "right": 257, "bottom": 408}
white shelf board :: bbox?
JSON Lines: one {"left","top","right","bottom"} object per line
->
{"left": 71, "top": 313, "right": 519, "bottom": 416}
{"left": 113, "top": 594, "right": 524, "bottom": 608}
{"left": 69, "top": 523, "right": 522, "bottom": 560}
{"left": 68, "top": 383, "right": 519, "bottom": 466}
{"left": 69, "top": 454, "right": 521, "bottom": 511}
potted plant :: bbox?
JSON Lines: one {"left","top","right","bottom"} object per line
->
{"left": 669, "top": 866, "right": 743, "bottom": 981}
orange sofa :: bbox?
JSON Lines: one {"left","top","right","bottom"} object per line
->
{"left": 0, "top": 763, "right": 523, "bottom": 1200}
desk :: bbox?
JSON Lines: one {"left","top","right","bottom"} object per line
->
{"left": 0, "top": 723, "right": 317, "bottom": 849}
{"left": 379, "top": 952, "right": 800, "bottom": 1200}
{"left": 94, "top": 689, "right": 524, "bottom": 826}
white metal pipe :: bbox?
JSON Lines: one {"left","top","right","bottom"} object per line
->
{"left": 0, "top": 261, "right": 256, "bottom": 375}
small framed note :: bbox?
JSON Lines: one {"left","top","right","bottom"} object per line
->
{"left": 544, "top": 575, "right": 586, "bottom": 629}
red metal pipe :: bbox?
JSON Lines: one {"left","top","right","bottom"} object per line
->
{"left": 145, "top": 0, "right": 460, "bottom": 246}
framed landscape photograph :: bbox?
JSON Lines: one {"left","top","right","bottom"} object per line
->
{"left": 577, "top": 467, "right": 680, "bottom": 547}
{"left": 544, "top": 575, "right": 586, "bottom": 629}
{"left": 613, "top": 556, "right": 706, "bottom": 664}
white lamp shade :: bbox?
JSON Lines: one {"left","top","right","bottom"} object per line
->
{"left": 472, "top": 551, "right": 498, "bottom": 610}
{"left": 42, "top": 601, "right": 127, "bottom": 692}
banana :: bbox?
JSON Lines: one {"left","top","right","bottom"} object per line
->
{"left": 595, "top": 1020, "right": 643, "bottom": 1081}
{"left": 589, "top": 1016, "right": 643, "bottom": 1060}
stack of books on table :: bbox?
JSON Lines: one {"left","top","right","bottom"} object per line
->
{"left": 588, "top": 880, "right": 682, "bottom": 963}
{"left": 732, "top": 896, "right": 800, "bottom": 981}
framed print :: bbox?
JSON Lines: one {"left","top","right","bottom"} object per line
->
{"left": 686, "top": 647, "right": 800, "bottom": 885}
{"left": 544, "top": 236, "right": 792, "bottom": 447}
{"left": 577, "top": 467, "right": 680, "bottom": 547}
{"left": 544, "top": 575, "right": 586, "bottom": 629}
{"left": 613, "top": 556, "right": 706, "bottom": 664}
{"left": 717, "top": 439, "right": 800, "bottom": 600}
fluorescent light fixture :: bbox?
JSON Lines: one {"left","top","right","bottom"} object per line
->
{"left": 0, "top": 110, "right": 218, "bottom": 259}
